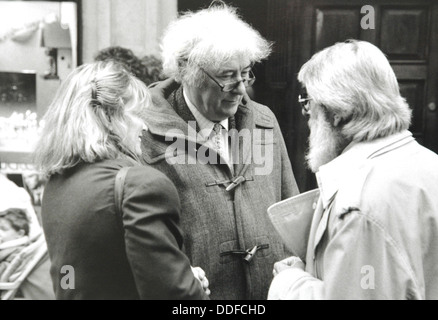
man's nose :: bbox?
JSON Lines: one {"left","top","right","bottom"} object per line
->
{"left": 231, "top": 80, "right": 246, "bottom": 95}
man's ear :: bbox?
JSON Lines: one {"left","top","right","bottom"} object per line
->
{"left": 333, "top": 114, "right": 343, "bottom": 127}
{"left": 18, "top": 229, "right": 25, "bottom": 237}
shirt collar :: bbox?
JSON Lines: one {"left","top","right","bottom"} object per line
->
{"left": 183, "top": 89, "right": 229, "bottom": 141}
{"left": 316, "top": 130, "right": 414, "bottom": 208}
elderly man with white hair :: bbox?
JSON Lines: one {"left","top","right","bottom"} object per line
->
{"left": 268, "top": 40, "right": 438, "bottom": 300}
{"left": 141, "top": 2, "right": 299, "bottom": 299}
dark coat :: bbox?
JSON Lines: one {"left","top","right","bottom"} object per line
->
{"left": 41, "top": 158, "right": 208, "bottom": 300}
{"left": 141, "top": 79, "right": 300, "bottom": 299}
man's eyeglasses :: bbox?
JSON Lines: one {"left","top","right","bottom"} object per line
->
{"left": 200, "top": 68, "right": 256, "bottom": 93}
{"left": 298, "top": 94, "right": 312, "bottom": 113}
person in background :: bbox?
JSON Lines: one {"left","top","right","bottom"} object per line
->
{"left": 0, "top": 208, "right": 31, "bottom": 285}
{"left": 94, "top": 46, "right": 166, "bottom": 86}
{"left": 0, "top": 173, "right": 41, "bottom": 239}
{"left": 34, "top": 61, "right": 209, "bottom": 299}
{"left": 268, "top": 40, "right": 438, "bottom": 300}
{"left": 0, "top": 207, "right": 53, "bottom": 300}
{"left": 0, "top": 208, "right": 29, "bottom": 245}
{"left": 0, "top": 175, "right": 54, "bottom": 300}
{"left": 0, "top": 208, "right": 32, "bottom": 300}
{"left": 140, "top": 1, "right": 299, "bottom": 299}
{"left": 139, "top": 54, "right": 167, "bottom": 85}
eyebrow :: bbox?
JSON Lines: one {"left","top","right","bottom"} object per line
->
{"left": 218, "top": 64, "right": 252, "bottom": 74}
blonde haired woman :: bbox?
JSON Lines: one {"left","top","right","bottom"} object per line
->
{"left": 35, "top": 61, "right": 209, "bottom": 299}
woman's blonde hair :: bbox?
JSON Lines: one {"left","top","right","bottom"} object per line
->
{"left": 34, "top": 61, "right": 151, "bottom": 176}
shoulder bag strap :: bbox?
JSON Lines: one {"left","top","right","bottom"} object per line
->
{"left": 114, "top": 167, "right": 131, "bottom": 218}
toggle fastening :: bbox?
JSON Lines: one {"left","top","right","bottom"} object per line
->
{"left": 220, "top": 244, "right": 269, "bottom": 264}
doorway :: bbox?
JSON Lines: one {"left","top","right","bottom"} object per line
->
{"left": 178, "top": 0, "right": 438, "bottom": 191}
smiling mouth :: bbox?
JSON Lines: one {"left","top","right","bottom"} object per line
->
{"left": 224, "top": 99, "right": 240, "bottom": 103}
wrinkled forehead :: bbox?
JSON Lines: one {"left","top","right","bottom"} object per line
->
{"left": 205, "top": 55, "right": 253, "bottom": 73}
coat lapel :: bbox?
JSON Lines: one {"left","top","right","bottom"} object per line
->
{"left": 232, "top": 105, "right": 253, "bottom": 177}
{"left": 145, "top": 80, "right": 236, "bottom": 175}
{"left": 168, "top": 85, "right": 200, "bottom": 132}
{"left": 305, "top": 194, "right": 337, "bottom": 275}
{"left": 305, "top": 197, "right": 323, "bottom": 273}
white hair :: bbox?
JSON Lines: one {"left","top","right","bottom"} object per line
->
{"left": 161, "top": 4, "right": 272, "bottom": 87}
{"left": 34, "top": 61, "right": 151, "bottom": 176}
{"left": 298, "top": 40, "right": 412, "bottom": 142}
{"left": 306, "top": 105, "right": 346, "bottom": 172}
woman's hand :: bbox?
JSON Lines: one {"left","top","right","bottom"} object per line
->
{"left": 191, "top": 266, "right": 211, "bottom": 296}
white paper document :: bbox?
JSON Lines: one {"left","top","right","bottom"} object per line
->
{"left": 268, "top": 188, "right": 320, "bottom": 261}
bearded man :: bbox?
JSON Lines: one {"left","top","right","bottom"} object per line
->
{"left": 268, "top": 40, "right": 438, "bottom": 300}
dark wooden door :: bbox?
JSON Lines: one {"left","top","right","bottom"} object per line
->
{"left": 271, "top": 0, "right": 438, "bottom": 191}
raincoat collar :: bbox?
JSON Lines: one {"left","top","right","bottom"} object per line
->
{"left": 316, "top": 130, "right": 414, "bottom": 209}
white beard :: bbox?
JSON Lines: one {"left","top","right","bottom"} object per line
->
{"left": 306, "top": 109, "right": 344, "bottom": 173}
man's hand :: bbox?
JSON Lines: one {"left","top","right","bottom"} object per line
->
{"left": 273, "top": 256, "right": 305, "bottom": 277}
{"left": 191, "top": 266, "right": 211, "bottom": 296}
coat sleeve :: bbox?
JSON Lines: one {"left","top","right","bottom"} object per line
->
{"left": 269, "top": 210, "right": 422, "bottom": 300}
{"left": 120, "top": 167, "right": 209, "bottom": 300}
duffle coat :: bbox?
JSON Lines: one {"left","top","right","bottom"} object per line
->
{"left": 141, "top": 79, "right": 299, "bottom": 299}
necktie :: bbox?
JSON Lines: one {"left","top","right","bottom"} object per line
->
{"left": 212, "top": 122, "right": 233, "bottom": 173}
{"left": 212, "top": 122, "right": 222, "bottom": 156}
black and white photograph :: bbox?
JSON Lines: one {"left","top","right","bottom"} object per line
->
{"left": 0, "top": 0, "right": 437, "bottom": 309}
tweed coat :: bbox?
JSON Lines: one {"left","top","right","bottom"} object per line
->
{"left": 141, "top": 79, "right": 299, "bottom": 299}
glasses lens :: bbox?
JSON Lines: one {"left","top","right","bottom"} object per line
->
{"left": 297, "top": 95, "right": 307, "bottom": 110}
{"left": 222, "top": 82, "right": 237, "bottom": 92}
{"left": 222, "top": 74, "right": 255, "bottom": 92}
{"left": 246, "top": 77, "right": 256, "bottom": 87}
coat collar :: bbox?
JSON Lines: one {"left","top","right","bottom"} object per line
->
{"left": 145, "top": 79, "right": 272, "bottom": 138}
{"left": 307, "top": 130, "right": 415, "bottom": 264}
{"left": 146, "top": 79, "right": 194, "bottom": 136}
{"left": 183, "top": 88, "right": 229, "bottom": 134}
{"left": 144, "top": 79, "right": 275, "bottom": 178}
{"left": 316, "top": 130, "right": 414, "bottom": 209}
